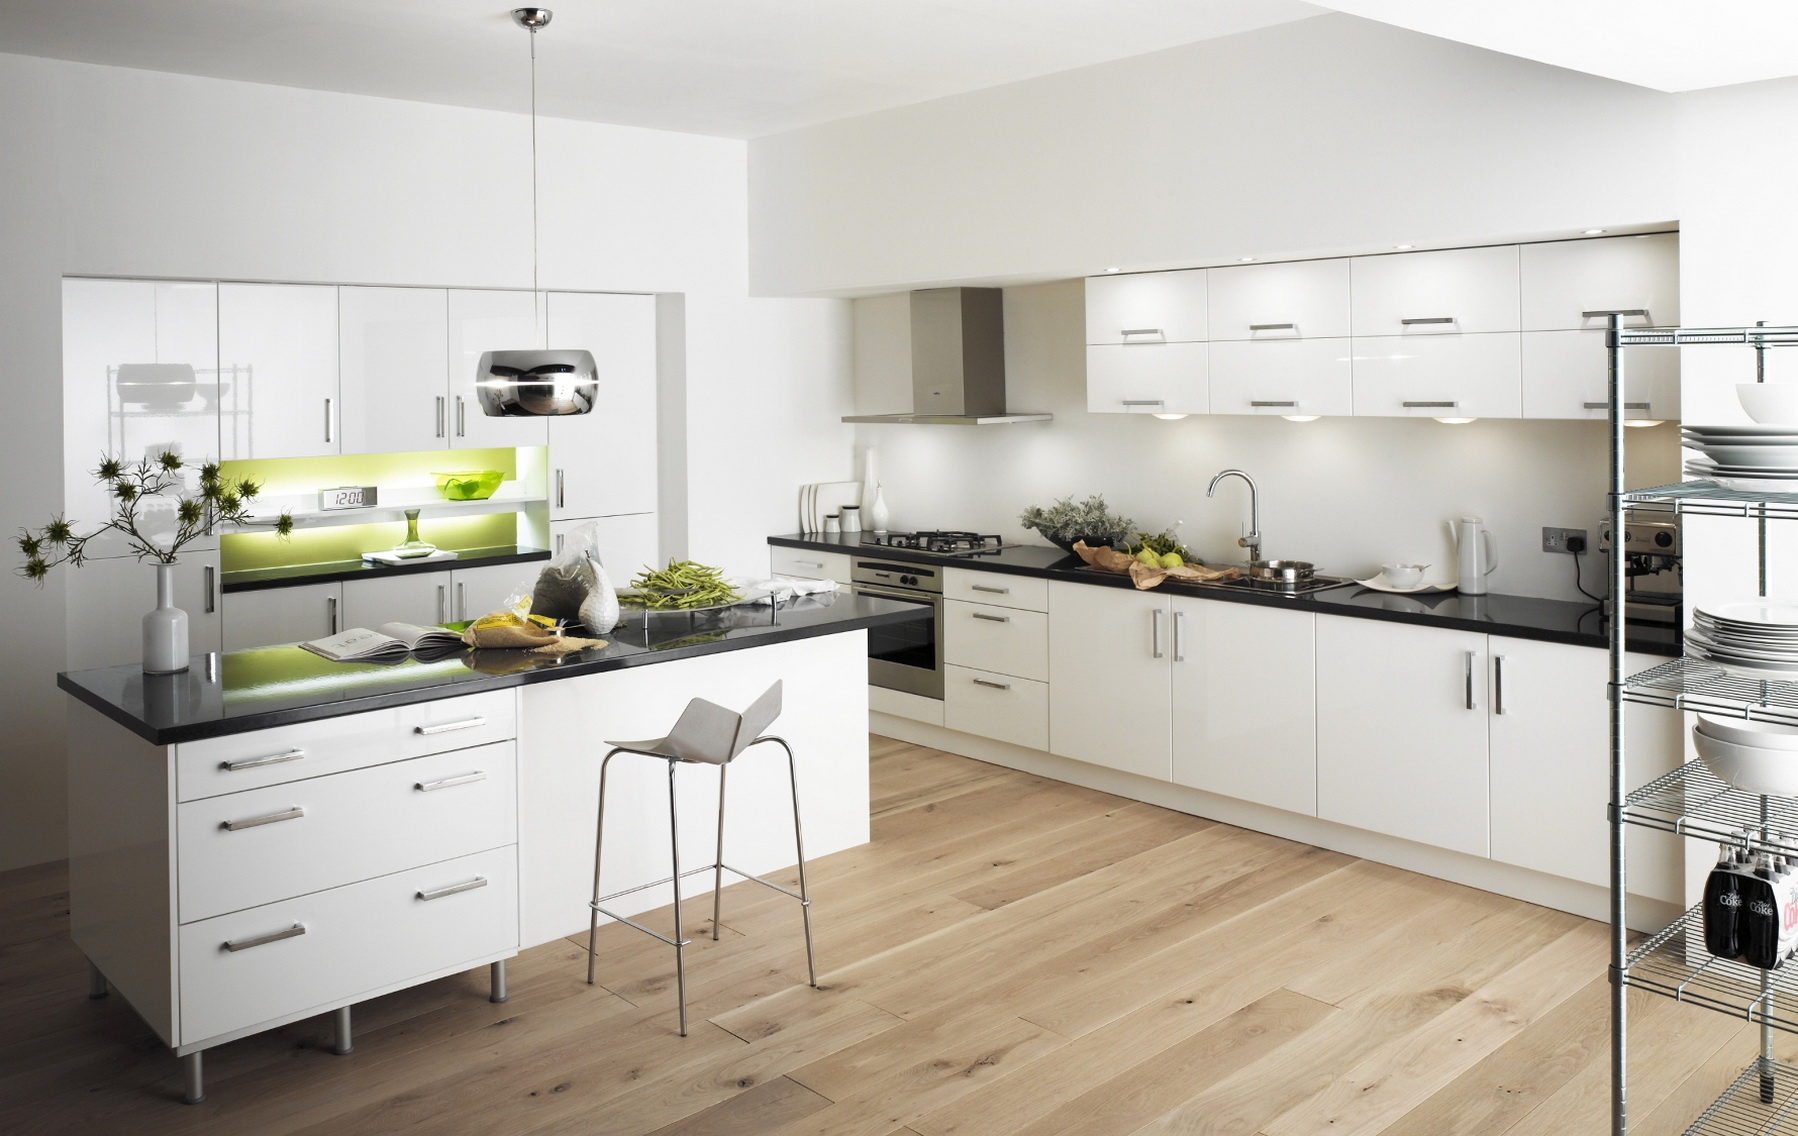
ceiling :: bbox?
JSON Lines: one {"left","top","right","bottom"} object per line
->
{"left": 0, "top": 0, "right": 1326, "bottom": 138}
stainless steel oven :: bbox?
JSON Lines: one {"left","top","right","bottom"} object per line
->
{"left": 851, "top": 558, "right": 943, "bottom": 700}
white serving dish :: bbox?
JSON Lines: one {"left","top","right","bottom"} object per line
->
{"left": 1697, "top": 714, "right": 1798, "bottom": 751}
{"left": 1381, "top": 563, "right": 1429, "bottom": 589}
{"left": 1694, "top": 725, "right": 1798, "bottom": 796}
{"left": 1738, "top": 383, "right": 1798, "bottom": 425}
{"left": 1685, "top": 423, "right": 1798, "bottom": 439}
{"left": 1354, "top": 572, "right": 1456, "bottom": 595}
{"left": 1696, "top": 445, "right": 1798, "bottom": 468}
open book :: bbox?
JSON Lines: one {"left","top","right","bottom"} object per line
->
{"left": 299, "top": 622, "right": 466, "bottom": 663}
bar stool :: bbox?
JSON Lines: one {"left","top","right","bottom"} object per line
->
{"left": 585, "top": 680, "right": 817, "bottom": 1035}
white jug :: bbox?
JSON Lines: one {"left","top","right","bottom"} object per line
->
{"left": 1448, "top": 516, "right": 1498, "bottom": 595}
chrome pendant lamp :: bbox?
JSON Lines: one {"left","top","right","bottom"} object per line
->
{"left": 476, "top": 7, "right": 598, "bottom": 417}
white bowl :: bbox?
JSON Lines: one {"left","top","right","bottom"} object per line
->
{"left": 1737, "top": 383, "right": 1798, "bottom": 425}
{"left": 1693, "top": 727, "right": 1798, "bottom": 796}
{"left": 1696, "top": 714, "right": 1798, "bottom": 751}
{"left": 1382, "top": 563, "right": 1428, "bottom": 589}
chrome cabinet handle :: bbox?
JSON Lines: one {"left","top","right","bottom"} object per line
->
{"left": 204, "top": 565, "right": 217, "bottom": 614}
{"left": 220, "top": 748, "right": 304, "bottom": 772}
{"left": 456, "top": 396, "right": 466, "bottom": 437}
{"left": 971, "top": 612, "right": 1011, "bottom": 623}
{"left": 1173, "top": 610, "right": 1186, "bottom": 662}
{"left": 555, "top": 468, "right": 565, "bottom": 509}
{"left": 327, "top": 595, "right": 338, "bottom": 634}
{"left": 972, "top": 678, "right": 1011, "bottom": 690}
{"left": 324, "top": 397, "right": 333, "bottom": 444}
{"left": 970, "top": 584, "right": 1009, "bottom": 594}
{"left": 1401, "top": 317, "right": 1455, "bottom": 326}
{"left": 437, "top": 584, "right": 447, "bottom": 624}
{"left": 1464, "top": 651, "right": 1477, "bottom": 711}
{"left": 224, "top": 923, "right": 305, "bottom": 952}
{"left": 416, "top": 771, "right": 487, "bottom": 792}
{"left": 1493, "top": 655, "right": 1506, "bottom": 715}
{"left": 1250, "top": 400, "right": 1297, "bottom": 408}
{"left": 556, "top": 533, "right": 565, "bottom": 556}
{"left": 414, "top": 716, "right": 488, "bottom": 736}
{"left": 1582, "top": 309, "right": 1648, "bottom": 319}
{"left": 1584, "top": 401, "right": 1651, "bottom": 411}
{"left": 457, "top": 582, "right": 466, "bottom": 621}
{"left": 1119, "top": 328, "right": 1163, "bottom": 338}
{"left": 222, "top": 806, "right": 304, "bottom": 832}
{"left": 1121, "top": 399, "right": 1165, "bottom": 408}
{"left": 1152, "top": 608, "right": 1165, "bottom": 659}
{"left": 1248, "top": 323, "right": 1296, "bottom": 331}
{"left": 1403, "top": 401, "right": 1458, "bottom": 409}
{"left": 436, "top": 395, "right": 446, "bottom": 438}
{"left": 417, "top": 876, "right": 488, "bottom": 902}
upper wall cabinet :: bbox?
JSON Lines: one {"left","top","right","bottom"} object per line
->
{"left": 1521, "top": 330, "right": 1680, "bottom": 421}
{"left": 1084, "top": 269, "right": 1208, "bottom": 345}
{"left": 448, "top": 290, "right": 549, "bottom": 450}
{"left": 1208, "top": 338, "right": 1352, "bottom": 418}
{"left": 339, "top": 287, "right": 450, "bottom": 455}
{"left": 1085, "top": 342, "right": 1208, "bottom": 415}
{"left": 1520, "top": 233, "right": 1679, "bottom": 331}
{"left": 219, "top": 283, "right": 340, "bottom": 459}
{"left": 1349, "top": 245, "right": 1521, "bottom": 336}
{"left": 1352, "top": 333, "right": 1522, "bottom": 419}
{"left": 545, "top": 291, "right": 658, "bottom": 519}
{"left": 1207, "top": 259, "right": 1349, "bottom": 341}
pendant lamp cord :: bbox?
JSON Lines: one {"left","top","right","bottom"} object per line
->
{"left": 529, "top": 24, "right": 541, "bottom": 347}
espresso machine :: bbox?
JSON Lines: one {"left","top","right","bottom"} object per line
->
{"left": 1598, "top": 514, "right": 1682, "bottom": 623}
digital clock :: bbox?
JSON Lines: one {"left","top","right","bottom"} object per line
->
{"left": 319, "top": 486, "right": 379, "bottom": 511}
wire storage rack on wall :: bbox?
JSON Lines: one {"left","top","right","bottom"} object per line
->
{"left": 1609, "top": 320, "right": 1798, "bottom": 1135}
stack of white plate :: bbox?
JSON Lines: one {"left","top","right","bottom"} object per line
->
{"left": 1684, "top": 424, "right": 1798, "bottom": 492}
{"left": 1690, "top": 600, "right": 1798, "bottom": 678}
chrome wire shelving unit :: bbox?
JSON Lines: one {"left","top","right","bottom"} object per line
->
{"left": 1608, "top": 321, "right": 1798, "bottom": 1135}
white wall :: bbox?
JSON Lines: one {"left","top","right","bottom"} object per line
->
{"left": 749, "top": 14, "right": 1678, "bottom": 297}
{"left": 0, "top": 54, "right": 854, "bottom": 870}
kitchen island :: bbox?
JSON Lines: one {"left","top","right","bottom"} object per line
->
{"left": 57, "top": 593, "right": 925, "bottom": 1102}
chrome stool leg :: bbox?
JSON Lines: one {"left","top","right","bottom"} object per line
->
{"left": 712, "top": 763, "right": 728, "bottom": 941}
{"left": 587, "top": 749, "right": 621, "bottom": 986}
{"left": 667, "top": 757, "right": 688, "bottom": 1037}
{"left": 770, "top": 736, "right": 817, "bottom": 988}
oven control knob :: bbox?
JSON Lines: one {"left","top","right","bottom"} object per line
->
{"left": 901, "top": 575, "right": 917, "bottom": 586}
{"left": 1654, "top": 531, "right": 1673, "bottom": 548}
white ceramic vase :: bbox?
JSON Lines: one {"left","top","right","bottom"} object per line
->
{"left": 868, "top": 483, "right": 890, "bottom": 534}
{"left": 143, "top": 560, "right": 190, "bottom": 674}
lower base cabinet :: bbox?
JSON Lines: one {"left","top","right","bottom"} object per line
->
{"left": 223, "top": 581, "right": 340, "bottom": 650}
{"left": 1047, "top": 582, "right": 1172, "bottom": 781}
{"left": 944, "top": 664, "right": 1048, "bottom": 751}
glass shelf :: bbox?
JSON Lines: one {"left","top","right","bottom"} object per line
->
{"left": 1624, "top": 906, "right": 1798, "bottom": 1034}
{"left": 1622, "top": 657, "right": 1798, "bottom": 728}
{"left": 1622, "top": 759, "right": 1798, "bottom": 857}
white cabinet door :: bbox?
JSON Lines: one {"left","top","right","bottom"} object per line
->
{"left": 1350, "top": 246, "right": 1521, "bottom": 336}
{"left": 1351, "top": 333, "right": 1522, "bottom": 419}
{"left": 63, "top": 553, "right": 223, "bottom": 671}
{"left": 1085, "top": 342, "right": 1208, "bottom": 415}
{"left": 559, "top": 514, "right": 659, "bottom": 580}
{"left": 219, "top": 283, "right": 340, "bottom": 459}
{"left": 1315, "top": 615, "right": 1490, "bottom": 857}
{"left": 223, "top": 582, "right": 341, "bottom": 650}
{"left": 943, "top": 599, "right": 1048, "bottom": 681}
{"left": 1208, "top": 338, "right": 1353, "bottom": 418}
{"left": 341, "top": 572, "right": 447, "bottom": 630}
{"left": 1520, "top": 233, "right": 1679, "bottom": 331}
{"left": 1047, "top": 581, "right": 1171, "bottom": 781}
{"left": 448, "top": 290, "right": 548, "bottom": 450}
{"left": 1084, "top": 270, "right": 1207, "bottom": 345}
{"left": 339, "top": 286, "right": 449, "bottom": 455}
{"left": 1207, "top": 259, "right": 1350, "bottom": 341}
{"left": 1520, "top": 330, "right": 1680, "bottom": 422}
{"left": 944, "top": 665, "right": 1049, "bottom": 751}
{"left": 546, "top": 292, "right": 658, "bottom": 519}
{"left": 452, "top": 562, "right": 535, "bottom": 623}
{"left": 1171, "top": 598, "right": 1316, "bottom": 815}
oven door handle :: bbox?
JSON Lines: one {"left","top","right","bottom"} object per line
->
{"left": 852, "top": 582, "right": 940, "bottom": 604}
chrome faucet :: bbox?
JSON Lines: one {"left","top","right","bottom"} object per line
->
{"left": 1206, "top": 469, "right": 1261, "bottom": 564}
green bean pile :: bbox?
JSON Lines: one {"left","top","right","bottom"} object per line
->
{"left": 625, "top": 559, "right": 744, "bottom": 610}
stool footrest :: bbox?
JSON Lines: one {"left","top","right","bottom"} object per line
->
{"left": 718, "top": 862, "right": 808, "bottom": 903}
{"left": 589, "top": 905, "right": 692, "bottom": 949}
{"left": 597, "top": 864, "right": 720, "bottom": 906}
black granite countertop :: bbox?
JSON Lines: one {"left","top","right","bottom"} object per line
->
{"left": 768, "top": 532, "right": 1679, "bottom": 657}
{"left": 222, "top": 544, "right": 551, "bottom": 593}
{"left": 58, "top": 593, "right": 927, "bottom": 746}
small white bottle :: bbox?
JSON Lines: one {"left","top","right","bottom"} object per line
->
{"left": 868, "top": 483, "right": 890, "bottom": 534}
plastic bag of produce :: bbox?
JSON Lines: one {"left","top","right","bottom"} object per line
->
{"left": 531, "top": 521, "right": 621, "bottom": 632}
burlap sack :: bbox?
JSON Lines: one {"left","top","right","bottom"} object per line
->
{"left": 1073, "top": 541, "right": 1243, "bottom": 591}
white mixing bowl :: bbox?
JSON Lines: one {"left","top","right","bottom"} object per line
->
{"left": 1693, "top": 725, "right": 1798, "bottom": 796}
{"left": 1737, "top": 383, "right": 1798, "bottom": 425}
{"left": 1696, "top": 714, "right": 1798, "bottom": 750}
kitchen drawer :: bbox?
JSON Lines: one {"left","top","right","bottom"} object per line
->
{"left": 1208, "top": 338, "right": 1353, "bottom": 418}
{"left": 1520, "top": 233, "right": 1678, "bottom": 332}
{"left": 175, "top": 689, "right": 517, "bottom": 802}
{"left": 1085, "top": 269, "right": 1207, "bottom": 345}
{"left": 944, "top": 665, "right": 1048, "bottom": 751}
{"left": 1351, "top": 333, "right": 1522, "bottom": 419}
{"left": 177, "top": 845, "right": 517, "bottom": 1046}
{"left": 1085, "top": 342, "right": 1208, "bottom": 415}
{"left": 1206, "top": 258, "right": 1350, "bottom": 341}
{"left": 943, "top": 569, "right": 1047, "bottom": 612}
{"left": 1520, "top": 329, "right": 1679, "bottom": 421}
{"left": 1350, "top": 246, "right": 1520, "bottom": 336}
{"left": 177, "top": 742, "right": 516, "bottom": 924}
{"left": 944, "top": 599, "right": 1048, "bottom": 681}
{"left": 770, "top": 546, "right": 851, "bottom": 583}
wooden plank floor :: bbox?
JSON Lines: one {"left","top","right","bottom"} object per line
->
{"left": 0, "top": 736, "right": 1776, "bottom": 1135}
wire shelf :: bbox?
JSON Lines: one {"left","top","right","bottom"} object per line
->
{"left": 1622, "top": 657, "right": 1798, "bottom": 727}
{"left": 1623, "top": 481, "right": 1798, "bottom": 520}
{"left": 1623, "top": 760, "right": 1798, "bottom": 857}
{"left": 1677, "top": 1059, "right": 1798, "bottom": 1135}
{"left": 1619, "top": 324, "right": 1798, "bottom": 347}
{"left": 1625, "top": 907, "right": 1798, "bottom": 1034}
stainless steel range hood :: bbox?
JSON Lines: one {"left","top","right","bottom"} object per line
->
{"left": 842, "top": 287, "right": 1051, "bottom": 425}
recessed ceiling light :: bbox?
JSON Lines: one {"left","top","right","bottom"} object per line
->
{"left": 1237, "top": 257, "right": 1256, "bottom": 263}
{"left": 1394, "top": 244, "right": 1414, "bottom": 250}
{"left": 1104, "top": 267, "right": 1120, "bottom": 273}
{"left": 1583, "top": 228, "right": 1606, "bottom": 235}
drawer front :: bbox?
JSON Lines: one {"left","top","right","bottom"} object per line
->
{"left": 1085, "top": 269, "right": 1208, "bottom": 345}
{"left": 1350, "top": 246, "right": 1520, "bottom": 336}
{"left": 1208, "top": 338, "right": 1353, "bottom": 418}
{"left": 176, "top": 689, "right": 517, "bottom": 802}
{"left": 1085, "top": 342, "right": 1208, "bottom": 415}
{"left": 1520, "top": 328, "right": 1679, "bottom": 421}
{"left": 770, "top": 546, "right": 851, "bottom": 583}
{"left": 1520, "top": 233, "right": 1678, "bottom": 332}
{"left": 177, "top": 742, "right": 516, "bottom": 923}
{"left": 178, "top": 845, "right": 517, "bottom": 1046}
{"left": 1206, "top": 258, "right": 1350, "bottom": 341}
{"left": 944, "top": 665, "right": 1049, "bottom": 751}
{"left": 943, "top": 570, "right": 1048, "bottom": 612}
{"left": 1351, "top": 333, "right": 1522, "bottom": 419}
{"left": 944, "top": 600, "right": 1048, "bottom": 681}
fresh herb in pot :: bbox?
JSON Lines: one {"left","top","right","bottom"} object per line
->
{"left": 1018, "top": 495, "right": 1136, "bottom": 551}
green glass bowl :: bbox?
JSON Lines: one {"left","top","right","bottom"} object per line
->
{"left": 431, "top": 470, "right": 505, "bottom": 501}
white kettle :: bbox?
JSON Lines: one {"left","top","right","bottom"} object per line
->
{"left": 1448, "top": 516, "right": 1498, "bottom": 595}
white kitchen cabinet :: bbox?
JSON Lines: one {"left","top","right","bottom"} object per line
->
{"left": 943, "top": 569, "right": 1048, "bottom": 612}
{"left": 1351, "top": 332, "right": 1522, "bottom": 419}
{"left": 1520, "top": 330, "right": 1680, "bottom": 421}
{"left": 1171, "top": 599, "right": 1317, "bottom": 816}
{"left": 451, "top": 562, "right": 533, "bottom": 622}
{"left": 338, "top": 286, "right": 450, "bottom": 455}
{"left": 1047, "top": 581, "right": 1171, "bottom": 781}
{"left": 559, "top": 514, "right": 660, "bottom": 579}
{"left": 1084, "top": 269, "right": 1208, "bottom": 345}
{"left": 1350, "top": 245, "right": 1521, "bottom": 336}
{"left": 769, "top": 545, "right": 850, "bottom": 584}
{"left": 1206, "top": 258, "right": 1350, "bottom": 341}
{"left": 546, "top": 291, "right": 658, "bottom": 519}
{"left": 1208, "top": 338, "right": 1353, "bottom": 418}
{"left": 1520, "top": 233, "right": 1679, "bottom": 332}
{"left": 341, "top": 571, "right": 446, "bottom": 630}
{"left": 64, "top": 552, "right": 223, "bottom": 671}
{"left": 1085, "top": 342, "right": 1208, "bottom": 415}
{"left": 944, "top": 665, "right": 1049, "bottom": 751}
{"left": 944, "top": 599, "right": 1048, "bottom": 681}
{"left": 448, "top": 289, "right": 548, "bottom": 450}
{"left": 219, "top": 283, "right": 340, "bottom": 459}
{"left": 1315, "top": 615, "right": 1490, "bottom": 857}
{"left": 223, "top": 582, "right": 341, "bottom": 650}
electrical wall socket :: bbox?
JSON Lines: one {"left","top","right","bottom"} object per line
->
{"left": 1542, "top": 526, "right": 1587, "bottom": 554}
